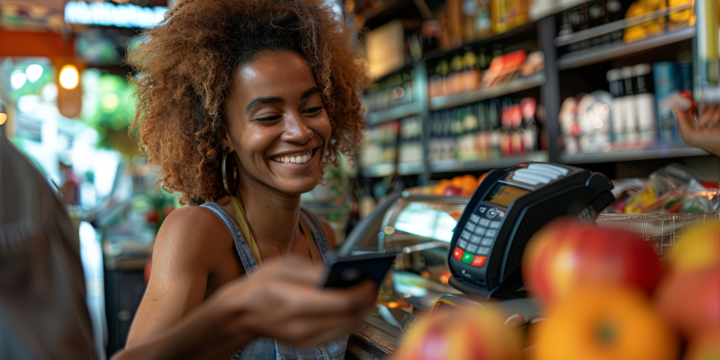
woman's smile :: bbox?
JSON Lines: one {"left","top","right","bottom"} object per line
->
{"left": 269, "top": 145, "right": 320, "bottom": 166}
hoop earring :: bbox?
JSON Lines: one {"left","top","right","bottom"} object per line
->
{"left": 222, "top": 149, "right": 238, "bottom": 196}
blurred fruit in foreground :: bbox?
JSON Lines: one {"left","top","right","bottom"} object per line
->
{"left": 433, "top": 174, "right": 486, "bottom": 197}
{"left": 393, "top": 306, "right": 521, "bottom": 360}
{"left": 656, "top": 223, "right": 720, "bottom": 337}
{"left": 656, "top": 266, "right": 720, "bottom": 337}
{"left": 531, "top": 286, "right": 679, "bottom": 360}
{"left": 667, "top": 223, "right": 720, "bottom": 272}
{"left": 523, "top": 219, "right": 662, "bottom": 306}
{"left": 684, "top": 325, "right": 720, "bottom": 360}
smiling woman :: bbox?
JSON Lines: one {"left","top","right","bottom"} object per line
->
{"left": 115, "top": 1, "right": 376, "bottom": 360}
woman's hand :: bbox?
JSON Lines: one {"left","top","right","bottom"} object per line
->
{"left": 673, "top": 103, "right": 720, "bottom": 157}
{"left": 210, "top": 256, "right": 377, "bottom": 349}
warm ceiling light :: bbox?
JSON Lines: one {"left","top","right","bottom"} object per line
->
{"left": 0, "top": 113, "right": 7, "bottom": 125}
{"left": 59, "top": 65, "right": 80, "bottom": 89}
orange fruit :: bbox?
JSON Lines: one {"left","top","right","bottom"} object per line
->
{"left": 433, "top": 179, "right": 452, "bottom": 196}
{"left": 531, "top": 286, "right": 679, "bottom": 360}
{"left": 667, "top": 223, "right": 720, "bottom": 272}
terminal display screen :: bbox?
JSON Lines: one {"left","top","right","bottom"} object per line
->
{"left": 485, "top": 183, "right": 530, "bottom": 208}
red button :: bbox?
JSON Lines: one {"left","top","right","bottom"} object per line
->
{"left": 453, "top": 248, "right": 464, "bottom": 261}
{"left": 471, "top": 256, "right": 487, "bottom": 267}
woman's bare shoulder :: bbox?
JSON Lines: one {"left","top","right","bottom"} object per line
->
{"left": 152, "top": 206, "right": 232, "bottom": 271}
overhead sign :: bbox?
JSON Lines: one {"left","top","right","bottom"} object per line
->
{"left": 64, "top": 1, "right": 168, "bottom": 28}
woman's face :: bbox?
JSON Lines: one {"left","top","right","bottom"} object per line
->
{"left": 222, "top": 50, "right": 331, "bottom": 196}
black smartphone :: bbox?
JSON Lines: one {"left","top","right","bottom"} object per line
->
{"left": 322, "top": 252, "right": 398, "bottom": 290}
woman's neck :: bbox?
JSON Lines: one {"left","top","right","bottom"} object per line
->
{"left": 235, "top": 174, "right": 302, "bottom": 252}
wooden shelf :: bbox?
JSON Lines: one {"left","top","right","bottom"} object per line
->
{"left": 429, "top": 73, "right": 545, "bottom": 110}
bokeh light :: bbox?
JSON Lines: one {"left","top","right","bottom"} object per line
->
{"left": 102, "top": 93, "right": 120, "bottom": 110}
{"left": 11, "top": 70, "right": 27, "bottom": 90}
{"left": 0, "top": 113, "right": 7, "bottom": 125}
{"left": 59, "top": 65, "right": 80, "bottom": 89}
{"left": 25, "top": 64, "right": 44, "bottom": 83}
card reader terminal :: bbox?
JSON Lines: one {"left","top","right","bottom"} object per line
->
{"left": 448, "top": 163, "right": 615, "bottom": 299}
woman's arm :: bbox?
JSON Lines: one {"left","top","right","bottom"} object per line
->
{"left": 114, "top": 208, "right": 377, "bottom": 359}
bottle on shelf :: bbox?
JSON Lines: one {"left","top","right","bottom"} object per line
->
{"left": 607, "top": 68, "right": 626, "bottom": 144}
{"left": 462, "top": 49, "right": 481, "bottom": 92}
{"left": 632, "top": 64, "right": 656, "bottom": 145}
{"left": 621, "top": 66, "right": 639, "bottom": 145}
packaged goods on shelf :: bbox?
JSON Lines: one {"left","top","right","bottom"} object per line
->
{"left": 654, "top": 61, "right": 693, "bottom": 143}
{"left": 430, "top": 96, "right": 539, "bottom": 164}
{"left": 429, "top": 48, "right": 544, "bottom": 98}
{"left": 560, "top": 59, "right": 695, "bottom": 155}
{"left": 556, "top": 0, "right": 694, "bottom": 56}
{"left": 363, "top": 70, "right": 414, "bottom": 114}
{"left": 399, "top": 116, "right": 424, "bottom": 164}
{"left": 359, "top": 120, "right": 399, "bottom": 169}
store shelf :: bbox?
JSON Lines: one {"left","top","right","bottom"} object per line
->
{"left": 430, "top": 151, "right": 549, "bottom": 173}
{"left": 361, "top": 162, "right": 426, "bottom": 177}
{"left": 429, "top": 73, "right": 545, "bottom": 110}
{"left": 554, "top": 4, "right": 693, "bottom": 47}
{"left": 398, "top": 162, "right": 426, "bottom": 175}
{"left": 559, "top": 145, "right": 709, "bottom": 164}
{"left": 424, "top": 21, "right": 538, "bottom": 62}
{"left": 364, "top": 102, "right": 422, "bottom": 125}
{"left": 362, "top": 163, "right": 395, "bottom": 177}
{"left": 557, "top": 26, "right": 696, "bottom": 70}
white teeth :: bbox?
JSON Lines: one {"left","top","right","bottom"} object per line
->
{"left": 273, "top": 151, "right": 312, "bottom": 164}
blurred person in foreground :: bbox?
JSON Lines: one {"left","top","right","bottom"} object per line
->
{"left": 116, "top": 0, "right": 376, "bottom": 359}
{"left": 674, "top": 103, "right": 720, "bottom": 156}
{"left": 0, "top": 132, "right": 96, "bottom": 359}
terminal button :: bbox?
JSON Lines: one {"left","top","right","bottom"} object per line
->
{"left": 461, "top": 252, "right": 474, "bottom": 265}
{"left": 481, "top": 238, "right": 493, "bottom": 246}
{"left": 489, "top": 221, "right": 501, "bottom": 228}
{"left": 469, "top": 214, "right": 481, "bottom": 223}
{"left": 453, "top": 248, "right": 464, "bottom": 261}
{"left": 477, "top": 247, "right": 491, "bottom": 255}
{"left": 461, "top": 231, "right": 471, "bottom": 240}
{"left": 479, "top": 219, "right": 490, "bottom": 226}
{"left": 465, "top": 223, "right": 476, "bottom": 232}
{"left": 471, "top": 256, "right": 487, "bottom": 267}
{"left": 466, "top": 244, "right": 478, "bottom": 253}
{"left": 458, "top": 240, "right": 468, "bottom": 250}
{"left": 474, "top": 227, "right": 486, "bottom": 236}
{"left": 470, "top": 235, "right": 482, "bottom": 244}
{"left": 485, "top": 229, "right": 497, "bottom": 238}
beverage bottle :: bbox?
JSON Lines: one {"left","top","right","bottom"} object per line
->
{"left": 607, "top": 68, "right": 625, "bottom": 145}
{"left": 621, "top": 66, "right": 639, "bottom": 146}
{"left": 633, "top": 64, "right": 656, "bottom": 145}
{"left": 463, "top": 49, "right": 481, "bottom": 91}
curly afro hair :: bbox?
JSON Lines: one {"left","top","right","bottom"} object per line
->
{"left": 128, "top": 0, "right": 370, "bottom": 205}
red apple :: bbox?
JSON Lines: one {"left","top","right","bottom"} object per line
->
{"left": 442, "top": 185, "right": 463, "bottom": 197}
{"left": 656, "top": 267, "right": 720, "bottom": 337}
{"left": 393, "top": 306, "right": 521, "bottom": 360}
{"left": 522, "top": 219, "right": 662, "bottom": 306}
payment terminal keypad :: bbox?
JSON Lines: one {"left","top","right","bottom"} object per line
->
{"left": 453, "top": 205, "right": 506, "bottom": 268}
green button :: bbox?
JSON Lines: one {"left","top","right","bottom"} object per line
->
{"left": 461, "top": 252, "right": 474, "bottom": 265}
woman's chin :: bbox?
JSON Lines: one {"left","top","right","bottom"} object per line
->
{"left": 272, "top": 178, "right": 322, "bottom": 196}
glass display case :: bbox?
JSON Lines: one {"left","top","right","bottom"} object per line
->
{"left": 340, "top": 193, "right": 471, "bottom": 311}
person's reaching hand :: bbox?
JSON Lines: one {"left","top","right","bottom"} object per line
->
{"left": 673, "top": 103, "right": 720, "bottom": 157}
